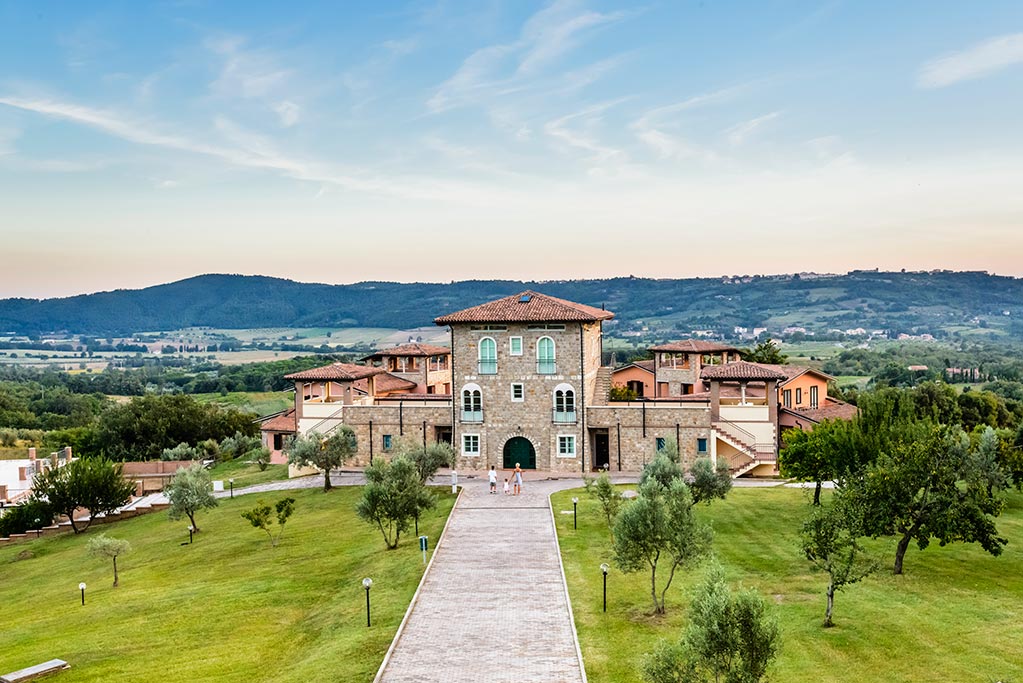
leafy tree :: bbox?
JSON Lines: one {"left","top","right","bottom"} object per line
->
{"left": 356, "top": 456, "right": 433, "bottom": 549}
{"left": 687, "top": 458, "right": 732, "bottom": 505}
{"left": 613, "top": 478, "right": 712, "bottom": 614}
{"left": 609, "top": 385, "right": 639, "bottom": 401}
{"left": 165, "top": 463, "right": 218, "bottom": 533}
{"left": 287, "top": 427, "right": 357, "bottom": 492}
{"left": 800, "top": 499, "right": 878, "bottom": 627}
{"left": 161, "top": 442, "right": 200, "bottom": 461}
{"left": 241, "top": 497, "right": 295, "bottom": 548}
{"left": 94, "top": 394, "right": 257, "bottom": 461}
{"left": 779, "top": 421, "right": 847, "bottom": 505}
{"left": 741, "top": 340, "right": 788, "bottom": 364}
{"left": 911, "top": 381, "right": 961, "bottom": 424}
{"left": 87, "top": 534, "right": 131, "bottom": 587}
{"left": 32, "top": 457, "right": 135, "bottom": 533}
{"left": 844, "top": 426, "right": 1008, "bottom": 574}
{"left": 219, "top": 431, "right": 262, "bottom": 460}
{"left": 585, "top": 470, "right": 623, "bottom": 539}
{"left": 0, "top": 499, "right": 53, "bottom": 537}
{"left": 251, "top": 445, "right": 271, "bottom": 472}
{"left": 640, "top": 452, "right": 685, "bottom": 491}
{"left": 642, "top": 563, "right": 780, "bottom": 683}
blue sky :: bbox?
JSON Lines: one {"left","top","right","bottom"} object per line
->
{"left": 1, "top": 1, "right": 1022, "bottom": 298}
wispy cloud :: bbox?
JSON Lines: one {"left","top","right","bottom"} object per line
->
{"left": 725, "top": 111, "right": 780, "bottom": 146}
{"left": 427, "top": 0, "right": 628, "bottom": 113}
{"left": 544, "top": 98, "right": 628, "bottom": 162}
{"left": 629, "top": 85, "right": 749, "bottom": 161}
{"left": 0, "top": 94, "right": 507, "bottom": 202}
{"left": 204, "top": 35, "right": 305, "bottom": 127}
{"left": 918, "top": 32, "right": 1023, "bottom": 88}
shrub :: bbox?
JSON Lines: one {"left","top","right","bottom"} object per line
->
{"left": 0, "top": 500, "right": 54, "bottom": 537}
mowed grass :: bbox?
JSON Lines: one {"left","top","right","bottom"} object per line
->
{"left": 553, "top": 487, "right": 1023, "bottom": 683}
{"left": 206, "top": 460, "right": 290, "bottom": 488}
{"left": 0, "top": 486, "right": 456, "bottom": 682}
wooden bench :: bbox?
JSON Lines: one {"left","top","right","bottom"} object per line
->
{"left": 1, "top": 659, "right": 70, "bottom": 682}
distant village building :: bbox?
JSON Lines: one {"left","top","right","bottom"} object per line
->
{"left": 260, "top": 292, "right": 856, "bottom": 477}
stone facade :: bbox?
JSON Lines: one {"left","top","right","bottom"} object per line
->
{"left": 586, "top": 401, "right": 712, "bottom": 471}
{"left": 449, "top": 321, "right": 602, "bottom": 472}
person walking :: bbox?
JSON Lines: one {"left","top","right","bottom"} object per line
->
{"left": 512, "top": 463, "right": 523, "bottom": 495}
{"left": 488, "top": 466, "right": 497, "bottom": 494}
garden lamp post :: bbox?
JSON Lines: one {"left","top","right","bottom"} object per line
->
{"left": 229, "top": 478, "right": 234, "bottom": 499}
{"left": 34, "top": 517, "right": 41, "bottom": 538}
{"left": 79, "top": 582, "right": 86, "bottom": 606}
{"left": 572, "top": 497, "right": 578, "bottom": 530}
{"left": 363, "top": 577, "right": 373, "bottom": 627}
{"left": 600, "top": 564, "right": 609, "bottom": 613}
{"left": 188, "top": 525, "right": 194, "bottom": 544}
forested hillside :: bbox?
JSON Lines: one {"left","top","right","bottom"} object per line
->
{"left": 2, "top": 271, "right": 1022, "bottom": 338}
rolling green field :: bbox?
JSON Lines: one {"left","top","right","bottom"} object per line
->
{"left": 553, "top": 487, "right": 1023, "bottom": 683}
{"left": 1, "top": 486, "right": 456, "bottom": 682}
{"left": 193, "top": 390, "right": 294, "bottom": 416}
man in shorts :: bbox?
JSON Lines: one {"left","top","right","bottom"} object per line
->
{"left": 488, "top": 466, "right": 497, "bottom": 494}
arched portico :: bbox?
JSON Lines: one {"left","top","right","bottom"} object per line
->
{"left": 502, "top": 436, "right": 537, "bottom": 469}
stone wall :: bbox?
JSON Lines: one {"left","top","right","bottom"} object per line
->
{"left": 586, "top": 401, "right": 713, "bottom": 471}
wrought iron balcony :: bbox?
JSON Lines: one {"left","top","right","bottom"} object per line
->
{"left": 461, "top": 409, "right": 484, "bottom": 423}
{"left": 478, "top": 360, "right": 497, "bottom": 375}
{"left": 536, "top": 360, "right": 557, "bottom": 375}
{"left": 552, "top": 409, "right": 577, "bottom": 424}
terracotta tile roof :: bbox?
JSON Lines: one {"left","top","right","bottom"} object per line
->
{"left": 260, "top": 409, "right": 296, "bottom": 432}
{"left": 612, "top": 359, "right": 655, "bottom": 375}
{"left": 701, "top": 361, "right": 788, "bottom": 381}
{"left": 284, "top": 362, "right": 385, "bottom": 381}
{"left": 782, "top": 398, "right": 858, "bottom": 423}
{"left": 361, "top": 342, "right": 450, "bottom": 360}
{"left": 434, "top": 290, "right": 614, "bottom": 324}
{"left": 758, "top": 364, "right": 835, "bottom": 383}
{"left": 373, "top": 373, "right": 419, "bottom": 393}
{"left": 649, "top": 340, "right": 740, "bottom": 353}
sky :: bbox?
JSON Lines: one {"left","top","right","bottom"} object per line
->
{"left": 1, "top": 1, "right": 1022, "bottom": 299}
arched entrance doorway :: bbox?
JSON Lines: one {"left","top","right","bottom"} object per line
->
{"left": 503, "top": 437, "right": 536, "bottom": 469}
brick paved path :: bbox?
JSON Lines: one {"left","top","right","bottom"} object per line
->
{"left": 375, "top": 476, "right": 591, "bottom": 683}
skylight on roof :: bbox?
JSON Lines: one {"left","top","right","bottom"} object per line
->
{"left": 519, "top": 294, "right": 531, "bottom": 303}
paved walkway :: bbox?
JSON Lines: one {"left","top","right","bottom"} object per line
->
{"left": 375, "top": 476, "right": 601, "bottom": 683}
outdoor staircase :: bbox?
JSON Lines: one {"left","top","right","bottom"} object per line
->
{"left": 711, "top": 420, "right": 777, "bottom": 477}
{"left": 592, "top": 366, "right": 612, "bottom": 405}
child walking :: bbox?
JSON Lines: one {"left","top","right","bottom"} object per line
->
{"left": 488, "top": 466, "right": 497, "bottom": 494}
{"left": 503, "top": 478, "right": 511, "bottom": 495}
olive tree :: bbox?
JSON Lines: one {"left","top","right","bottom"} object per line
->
{"left": 165, "top": 462, "right": 218, "bottom": 533}
{"left": 87, "top": 534, "right": 131, "bottom": 587}
{"left": 585, "top": 470, "right": 623, "bottom": 539}
{"left": 356, "top": 456, "right": 433, "bottom": 549}
{"left": 643, "top": 563, "right": 780, "bottom": 683}
{"left": 613, "top": 478, "right": 712, "bottom": 614}
{"left": 287, "top": 427, "right": 357, "bottom": 492}
{"left": 687, "top": 458, "right": 732, "bottom": 505}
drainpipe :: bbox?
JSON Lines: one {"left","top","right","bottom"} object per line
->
{"left": 616, "top": 421, "right": 622, "bottom": 471}
{"left": 423, "top": 420, "right": 427, "bottom": 450}
{"left": 642, "top": 401, "right": 647, "bottom": 438}
{"left": 579, "top": 323, "right": 586, "bottom": 474}
{"left": 399, "top": 401, "right": 404, "bottom": 435}
{"left": 369, "top": 420, "right": 374, "bottom": 464}
{"left": 448, "top": 326, "right": 457, "bottom": 464}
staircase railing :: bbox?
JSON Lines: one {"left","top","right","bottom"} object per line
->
{"left": 712, "top": 419, "right": 775, "bottom": 460}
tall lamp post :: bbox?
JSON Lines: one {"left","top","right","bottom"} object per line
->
{"left": 79, "top": 582, "right": 87, "bottom": 606}
{"left": 362, "top": 577, "right": 373, "bottom": 627}
{"left": 600, "top": 564, "right": 609, "bottom": 613}
{"left": 572, "top": 497, "right": 578, "bottom": 530}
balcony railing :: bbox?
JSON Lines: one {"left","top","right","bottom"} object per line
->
{"left": 552, "top": 409, "right": 577, "bottom": 424}
{"left": 478, "top": 360, "right": 497, "bottom": 375}
{"left": 536, "top": 360, "right": 557, "bottom": 375}
{"left": 461, "top": 409, "right": 484, "bottom": 423}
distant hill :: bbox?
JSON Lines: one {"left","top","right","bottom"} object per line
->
{"left": 2, "top": 271, "right": 1023, "bottom": 340}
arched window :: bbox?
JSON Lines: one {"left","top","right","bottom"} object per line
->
{"left": 553, "top": 383, "right": 576, "bottom": 423}
{"left": 537, "top": 336, "right": 556, "bottom": 374}
{"left": 478, "top": 337, "right": 497, "bottom": 374}
{"left": 461, "top": 383, "right": 483, "bottom": 422}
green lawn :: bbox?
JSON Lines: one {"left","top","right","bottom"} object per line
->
{"left": 1, "top": 486, "right": 456, "bottom": 682}
{"left": 553, "top": 487, "right": 1023, "bottom": 683}
{"left": 207, "top": 459, "right": 290, "bottom": 488}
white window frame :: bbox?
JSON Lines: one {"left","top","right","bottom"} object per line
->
{"left": 462, "top": 433, "right": 480, "bottom": 456}
{"left": 509, "top": 336, "right": 523, "bottom": 356}
{"left": 557, "top": 434, "right": 576, "bottom": 457}
{"left": 810, "top": 385, "right": 819, "bottom": 409}
{"left": 461, "top": 383, "right": 483, "bottom": 422}
{"left": 510, "top": 383, "right": 525, "bottom": 402}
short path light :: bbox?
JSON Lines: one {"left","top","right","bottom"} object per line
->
{"left": 362, "top": 577, "right": 373, "bottom": 627}
{"left": 229, "top": 478, "right": 234, "bottom": 499}
{"left": 572, "top": 497, "right": 579, "bottom": 530}
{"left": 79, "top": 582, "right": 87, "bottom": 606}
{"left": 188, "top": 525, "right": 194, "bottom": 544}
{"left": 600, "top": 564, "right": 609, "bottom": 613}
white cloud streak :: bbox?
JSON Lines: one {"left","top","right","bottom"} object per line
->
{"left": 725, "top": 111, "right": 780, "bottom": 146}
{"left": 918, "top": 32, "right": 1023, "bottom": 88}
